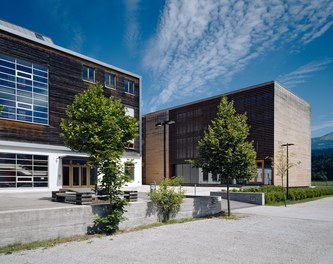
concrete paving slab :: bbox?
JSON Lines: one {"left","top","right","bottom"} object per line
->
{"left": 0, "top": 191, "right": 76, "bottom": 211}
{"left": 0, "top": 185, "right": 255, "bottom": 212}
{"left": 1, "top": 197, "right": 332, "bottom": 264}
{"left": 233, "top": 197, "right": 333, "bottom": 221}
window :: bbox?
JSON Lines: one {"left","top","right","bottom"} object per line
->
{"left": 124, "top": 79, "right": 134, "bottom": 94}
{"left": 105, "top": 73, "right": 116, "bottom": 88}
{"left": 125, "top": 162, "right": 135, "bottom": 182}
{"left": 125, "top": 106, "right": 135, "bottom": 148}
{"left": 82, "top": 65, "right": 95, "bottom": 82}
{"left": 0, "top": 53, "right": 49, "bottom": 125}
{"left": 203, "top": 171, "right": 208, "bottom": 182}
{"left": 35, "top": 33, "right": 44, "bottom": 41}
{"left": 125, "top": 106, "right": 134, "bottom": 117}
{"left": 0, "top": 153, "right": 48, "bottom": 188}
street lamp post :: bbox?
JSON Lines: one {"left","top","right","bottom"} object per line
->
{"left": 155, "top": 120, "right": 175, "bottom": 179}
{"left": 281, "top": 143, "right": 295, "bottom": 198}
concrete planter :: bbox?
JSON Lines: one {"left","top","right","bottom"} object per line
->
{"left": 0, "top": 196, "right": 222, "bottom": 247}
{"left": 210, "top": 191, "right": 265, "bottom": 205}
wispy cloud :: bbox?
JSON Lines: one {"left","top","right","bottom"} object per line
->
{"left": 277, "top": 59, "right": 332, "bottom": 88}
{"left": 42, "top": 0, "right": 85, "bottom": 52}
{"left": 312, "top": 117, "right": 333, "bottom": 133}
{"left": 124, "top": 0, "right": 141, "bottom": 52}
{"left": 143, "top": 0, "right": 333, "bottom": 112}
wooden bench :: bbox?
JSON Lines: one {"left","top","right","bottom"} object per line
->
{"left": 123, "top": 190, "right": 138, "bottom": 202}
{"left": 52, "top": 188, "right": 94, "bottom": 205}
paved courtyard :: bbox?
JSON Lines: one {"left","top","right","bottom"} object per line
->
{"left": 1, "top": 197, "right": 333, "bottom": 264}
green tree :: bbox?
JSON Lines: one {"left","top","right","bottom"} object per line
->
{"left": 312, "top": 150, "right": 333, "bottom": 181}
{"left": 0, "top": 105, "right": 4, "bottom": 112}
{"left": 189, "top": 96, "right": 256, "bottom": 216}
{"left": 60, "top": 83, "right": 138, "bottom": 233}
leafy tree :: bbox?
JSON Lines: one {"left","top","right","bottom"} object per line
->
{"left": 189, "top": 96, "right": 256, "bottom": 216}
{"left": 0, "top": 105, "right": 4, "bottom": 112}
{"left": 273, "top": 144, "right": 300, "bottom": 206}
{"left": 148, "top": 176, "right": 185, "bottom": 222}
{"left": 60, "top": 83, "right": 138, "bottom": 234}
{"left": 312, "top": 150, "right": 333, "bottom": 181}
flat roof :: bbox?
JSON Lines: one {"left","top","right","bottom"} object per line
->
{"left": 0, "top": 19, "right": 141, "bottom": 79}
{"left": 143, "top": 81, "right": 276, "bottom": 117}
{"left": 143, "top": 80, "right": 310, "bottom": 117}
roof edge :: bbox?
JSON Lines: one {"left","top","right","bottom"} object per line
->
{"left": 143, "top": 81, "right": 275, "bottom": 117}
{"left": 0, "top": 21, "right": 141, "bottom": 79}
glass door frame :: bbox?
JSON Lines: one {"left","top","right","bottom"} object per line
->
{"left": 249, "top": 160, "right": 265, "bottom": 184}
{"left": 62, "top": 158, "right": 94, "bottom": 188}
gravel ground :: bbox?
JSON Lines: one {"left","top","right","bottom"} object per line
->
{"left": 1, "top": 198, "right": 333, "bottom": 264}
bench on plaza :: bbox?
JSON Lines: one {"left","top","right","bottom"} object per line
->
{"left": 52, "top": 188, "right": 94, "bottom": 205}
{"left": 123, "top": 190, "right": 138, "bottom": 202}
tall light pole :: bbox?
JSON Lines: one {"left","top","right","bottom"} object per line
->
{"left": 155, "top": 120, "right": 175, "bottom": 179}
{"left": 281, "top": 143, "right": 294, "bottom": 198}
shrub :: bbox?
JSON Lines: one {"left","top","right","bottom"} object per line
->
{"left": 244, "top": 186, "right": 333, "bottom": 204}
{"left": 148, "top": 177, "right": 185, "bottom": 222}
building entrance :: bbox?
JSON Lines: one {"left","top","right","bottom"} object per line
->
{"left": 62, "top": 158, "right": 96, "bottom": 188}
{"left": 249, "top": 160, "right": 272, "bottom": 185}
{"left": 250, "top": 160, "right": 265, "bottom": 184}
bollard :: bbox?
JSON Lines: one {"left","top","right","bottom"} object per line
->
{"left": 150, "top": 182, "right": 156, "bottom": 193}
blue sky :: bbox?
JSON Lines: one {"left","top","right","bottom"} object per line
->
{"left": 1, "top": 0, "right": 333, "bottom": 138}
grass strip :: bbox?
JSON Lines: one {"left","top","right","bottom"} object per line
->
{"left": 0, "top": 234, "right": 103, "bottom": 256}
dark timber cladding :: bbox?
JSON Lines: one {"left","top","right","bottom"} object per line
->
{"left": 168, "top": 83, "right": 274, "bottom": 172}
{"left": 0, "top": 30, "right": 140, "bottom": 152}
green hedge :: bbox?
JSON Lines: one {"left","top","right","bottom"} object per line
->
{"left": 241, "top": 186, "right": 333, "bottom": 204}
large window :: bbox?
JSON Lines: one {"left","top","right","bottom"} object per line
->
{"left": 125, "top": 162, "right": 135, "bottom": 182}
{"left": 0, "top": 53, "right": 49, "bottom": 125}
{"left": 105, "top": 72, "right": 116, "bottom": 88}
{"left": 0, "top": 153, "right": 48, "bottom": 188}
{"left": 125, "top": 106, "right": 135, "bottom": 149}
{"left": 82, "top": 65, "right": 95, "bottom": 83}
{"left": 124, "top": 79, "right": 134, "bottom": 94}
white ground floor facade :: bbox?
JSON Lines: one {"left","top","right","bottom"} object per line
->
{"left": 0, "top": 140, "right": 142, "bottom": 192}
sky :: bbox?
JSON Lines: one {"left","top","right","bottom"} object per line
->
{"left": 1, "top": 0, "right": 333, "bottom": 138}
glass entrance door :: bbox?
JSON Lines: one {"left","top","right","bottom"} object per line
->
{"left": 72, "top": 166, "right": 80, "bottom": 186}
{"left": 249, "top": 160, "right": 265, "bottom": 184}
{"left": 62, "top": 159, "right": 95, "bottom": 188}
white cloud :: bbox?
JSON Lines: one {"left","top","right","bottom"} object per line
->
{"left": 124, "top": 0, "right": 141, "bottom": 52}
{"left": 277, "top": 59, "right": 332, "bottom": 88}
{"left": 143, "top": 0, "right": 333, "bottom": 112}
{"left": 312, "top": 120, "right": 333, "bottom": 132}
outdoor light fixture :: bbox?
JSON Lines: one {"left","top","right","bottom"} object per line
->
{"left": 155, "top": 120, "right": 175, "bottom": 179}
{"left": 281, "top": 143, "right": 295, "bottom": 198}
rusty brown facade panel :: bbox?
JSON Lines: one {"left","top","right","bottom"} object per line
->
{"left": 169, "top": 83, "right": 275, "bottom": 166}
{"left": 0, "top": 31, "right": 140, "bottom": 152}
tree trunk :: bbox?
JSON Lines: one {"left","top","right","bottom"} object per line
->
{"left": 227, "top": 182, "right": 231, "bottom": 216}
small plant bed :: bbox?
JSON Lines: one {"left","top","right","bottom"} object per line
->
{"left": 241, "top": 186, "right": 333, "bottom": 205}
{"left": 218, "top": 212, "right": 248, "bottom": 220}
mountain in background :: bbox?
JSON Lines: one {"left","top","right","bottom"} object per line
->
{"left": 312, "top": 132, "right": 333, "bottom": 150}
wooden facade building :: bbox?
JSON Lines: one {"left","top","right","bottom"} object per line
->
{"left": 0, "top": 20, "right": 141, "bottom": 191}
{"left": 143, "top": 81, "right": 311, "bottom": 187}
